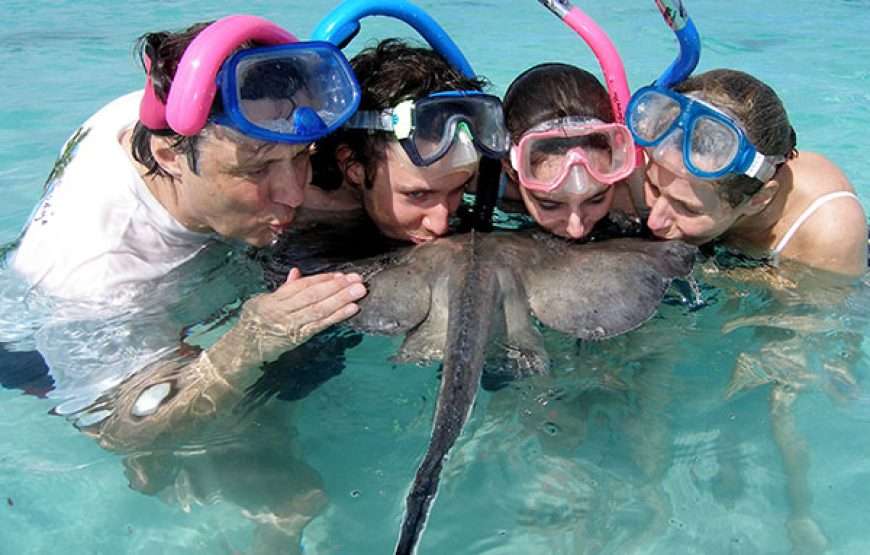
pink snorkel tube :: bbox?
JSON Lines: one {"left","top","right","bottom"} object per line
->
{"left": 535, "top": 0, "right": 643, "bottom": 167}
{"left": 139, "top": 14, "right": 298, "bottom": 135}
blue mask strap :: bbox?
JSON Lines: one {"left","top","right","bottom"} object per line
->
{"left": 311, "top": 0, "right": 476, "bottom": 78}
{"left": 653, "top": 0, "right": 701, "bottom": 88}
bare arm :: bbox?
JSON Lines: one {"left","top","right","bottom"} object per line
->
{"left": 87, "top": 269, "right": 366, "bottom": 451}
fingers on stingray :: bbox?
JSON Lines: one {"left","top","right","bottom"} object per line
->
{"left": 524, "top": 239, "right": 697, "bottom": 340}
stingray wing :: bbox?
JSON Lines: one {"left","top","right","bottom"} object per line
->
{"left": 523, "top": 238, "right": 697, "bottom": 340}
{"left": 346, "top": 255, "right": 432, "bottom": 335}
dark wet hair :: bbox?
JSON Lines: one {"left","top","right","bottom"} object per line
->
{"left": 503, "top": 63, "right": 613, "bottom": 145}
{"left": 675, "top": 69, "right": 798, "bottom": 207}
{"left": 129, "top": 21, "right": 262, "bottom": 180}
{"left": 311, "top": 38, "right": 488, "bottom": 190}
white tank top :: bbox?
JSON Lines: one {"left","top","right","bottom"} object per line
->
{"left": 769, "top": 191, "right": 860, "bottom": 263}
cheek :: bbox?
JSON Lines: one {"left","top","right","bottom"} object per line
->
{"left": 673, "top": 214, "right": 718, "bottom": 240}
{"left": 587, "top": 201, "right": 611, "bottom": 222}
{"left": 225, "top": 180, "right": 271, "bottom": 212}
{"left": 529, "top": 205, "right": 569, "bottom": 228}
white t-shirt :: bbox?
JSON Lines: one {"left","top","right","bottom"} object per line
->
{"left": 3, "top": 92, "right": 231, "bottom": 414}
{"left": 9, "top": 91, "right": 214, "bottom": 304}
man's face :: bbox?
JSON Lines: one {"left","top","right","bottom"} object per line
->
{"left": 175, "top": 127, "right": 312, "bottom": 247}
{"left": 357, "top": 141, "right": 478, "bottom": 244}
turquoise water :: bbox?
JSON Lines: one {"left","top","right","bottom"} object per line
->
{"left": 2, "top": 1, "right": 870, "bottom": 553}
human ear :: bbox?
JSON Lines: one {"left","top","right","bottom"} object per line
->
{"left": 336, "top": 145, "right": 365, "bottom": 189}
{"left": 150, "top": 136, "right": 185, "bottom": 179}
{"left": 745, "top": 179, "right": 780, "bottom": 215}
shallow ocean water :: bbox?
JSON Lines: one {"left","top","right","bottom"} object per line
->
{"left": 1, "top": 1, "right": 870, "bottom": 553}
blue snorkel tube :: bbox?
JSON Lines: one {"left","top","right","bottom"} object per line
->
{"left": 311, "top": 0, "right": 476, "bottom": 78}
{"left": 313, "top": 0, "right": 499, "bottom": 232}
{"left": 652, "top": 0, "right": 701, "bottom": 87}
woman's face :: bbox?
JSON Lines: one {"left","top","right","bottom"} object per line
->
{"left": 515, "top": 171, "right": 614, "bottom": 240}
{"left": 643, "top": 159, "right": 745, "bottom": 244}
{"left": 514, "top": 144, "right": 616, "bottom": 240}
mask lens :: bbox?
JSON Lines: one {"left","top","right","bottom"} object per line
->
{"left": 689, "top": 116, "right": 739, "bottom": 174}
{"left": 413, "top": 95, "right": 509, "bottom": 163}
{"left": 650, "top": 129, "right": 691, "bottom": 177}
{"left": 630, "top": 90, "right": 682, "bottom": 143}
{"left": 231, "top": 44, "right": 358, "bottom": 141}
{"left": 524, "top": 125, "right": 634, "bottom": 185}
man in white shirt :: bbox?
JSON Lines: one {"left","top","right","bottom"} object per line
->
{"left": 6, "top": 16, "right": 367, "bottom": 554}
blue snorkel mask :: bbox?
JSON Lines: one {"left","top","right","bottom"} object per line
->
{"left": 312, "top": 0, "right": 509, "bottom": 167}
{"left": 313, "top": 0, "right": 507, "bottom": 231}
{"left": 627, "top": 1, "right": 782, "bottom": 183}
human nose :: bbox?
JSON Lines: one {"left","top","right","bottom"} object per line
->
{"left": 422, "top": 201, "right": 451, "bottom": 237}
{"left": 646, "top": 197, "right": 673, "bottom": 234}
{"left": 566, "top": 210, "right": 588, "bottom": 240}
{"left": 269, "top": 161, "right": 306, "bottom": 208}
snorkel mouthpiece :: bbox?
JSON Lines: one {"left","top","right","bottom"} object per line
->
{"left": 536, "top": 0, "right": 571, "bottom": 18}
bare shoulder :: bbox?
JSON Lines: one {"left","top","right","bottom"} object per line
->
{"left": 786, "top": 153, "right": 867, "bottom": 276}
{"left": 791, "top": 151, "right": 854, "bottom": 192}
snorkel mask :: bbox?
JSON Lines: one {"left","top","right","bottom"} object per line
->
{"left": 345, "top": 91, "right": 506, "bottom": 166}
{"left": 626, "top": 2, "right": 781, "bottom": 182}
{"left": 524, "top": 0, "right": 641, "bottom": 199}
{"left": 510, "top": 117, "right": 635, "bottom": 195}
{"left": 313, "top": 0, "right": 509, "bottom": 167}
{"left": 139, "top": 14, "right": 361, "bottom": 143}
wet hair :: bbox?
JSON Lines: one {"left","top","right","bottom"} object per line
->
{"left": 675, "top": 69, "right": 798, "bottom": 207}
{"left": 311, "top": 38, "right": 487, "bottom": 190}
{"left": 129, "top": 21, "right": 262, "bottom": 180}
{"left": 503, "top": 63, "right": 613, "bottom": 145}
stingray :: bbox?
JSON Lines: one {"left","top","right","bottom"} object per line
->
{"left": 334, "top": 229, "right": 697, "bottom": 554}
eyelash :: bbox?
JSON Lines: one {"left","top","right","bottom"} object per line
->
{"left": 537, "top": 194, "right": 606, "bottom": 211}
{"left": 675, "top": 202, "right": 701, "bottom": 216}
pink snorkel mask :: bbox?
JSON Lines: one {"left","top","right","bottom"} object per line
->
{"left": 511, "top": 117, "right": 635, "bottom": 194}
{"left": 139, "top": 14, "right": 361, "bottom": 143}
{"left": 535, "top": 0, "right": 643, "bottom": 168}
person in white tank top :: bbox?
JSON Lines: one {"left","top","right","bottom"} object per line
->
{"left": 630, "top": 69, "right": 867, "bottom": 278}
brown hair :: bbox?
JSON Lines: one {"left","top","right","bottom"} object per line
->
{"left": 129, "top": 21, "right": 260, "bottom": 179}
{"left": 311, "top": 38, "right": 488, "bottom": 190}
{"left": 503, "top": 63, "right": 613, "bottom": 144}
{"left": 675, "top": 69, "right": 798, "bottom": 206}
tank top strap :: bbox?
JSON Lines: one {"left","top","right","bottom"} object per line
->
{"left": 771, "top": 191, "right": 860, "bottom": 257}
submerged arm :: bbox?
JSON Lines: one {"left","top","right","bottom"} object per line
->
{"left": 86, "top": 269, "right": 366, "bottom": 452}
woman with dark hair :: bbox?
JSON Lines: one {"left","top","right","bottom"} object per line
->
{"left": 501, "top": 62, "right": 641, "bottom": 240}
{"left": 628, "top": 68, "right": 867, "bottom": 277}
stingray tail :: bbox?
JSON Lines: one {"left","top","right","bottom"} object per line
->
{"left": 395, "top": 233, "right": 499, "bottom": 555}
